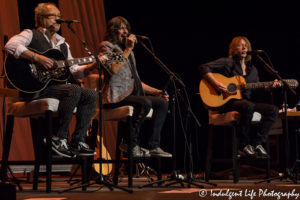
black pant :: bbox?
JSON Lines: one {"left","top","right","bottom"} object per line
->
{"left": 104, "top": 95, "right": 169, "bottom": 149}
{"left": 219, "top": 99, "right": 278, "bottom": 148}
{"left": 39, "top": 84, "right": 97, "bottom": 144}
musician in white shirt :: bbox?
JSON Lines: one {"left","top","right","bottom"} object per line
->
{"left": 5, "top": 3, "right": 97, "bottom": 158}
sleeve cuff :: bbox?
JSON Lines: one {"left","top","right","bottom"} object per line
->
{"left": 14, "top": 46, "right": 28, "bottom": 59}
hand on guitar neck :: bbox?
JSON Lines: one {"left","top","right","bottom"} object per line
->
{"left": 265, "top": 79, "right": 281, "bottom": 90}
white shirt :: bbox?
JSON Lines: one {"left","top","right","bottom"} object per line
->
{"left": 5, "top": 28, "right": 87, "bottom": 79}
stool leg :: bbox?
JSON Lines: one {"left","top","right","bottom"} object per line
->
{"left": 30, "top": 118, "right": 41, "bottom": 190}
{"left": 157, "top": 158, "right": 162, "bottom": 182}
{"left": 232, "top": 125, "right": 240, "bottom": 183}
{"left": 205, "top": 125, "right": 213, "bottom": 182}
{"left": 45, "top": 110, "right": 53, "bottom": 193}
{"left": 113, "top": 122, "right": 122, "bottom": 185}
{"left": 295, "top": 129, "right": 300, "bottom": 183}
{"left": 266, "top": 136, "right": 271, "bottom": 181}
{"left": 128, "top": 117, "right": 133, "bottom": 188}
{"left": 81, "top": 158, "right": 88, "bottom": 191}
{"left": 0, "top": 115, "right": 14, "bottom": 181}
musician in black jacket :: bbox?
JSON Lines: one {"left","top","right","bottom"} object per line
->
{"left": 198, "top": 36, "right": 280, "bottom": 158}
{"left": 5, "top": 3, "right": 97, "bottom": 158}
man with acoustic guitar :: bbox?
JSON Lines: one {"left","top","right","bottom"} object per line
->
{"left": 198, "top": 36, "right": 280, "bottom": 158}
{"left": 5, "top": 3, "right": 97, "bottom": 158}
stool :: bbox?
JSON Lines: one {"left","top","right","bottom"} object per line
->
{"left": 205, "top": 110, "right": 270, "bottom": 183}
{"left": 94, "top": 106, "right": 155, "bottom": 187}
{"left": 1, "top": 97, "right": 88, "bottom": 192}
{"left": 83, "top": 74, "right": 160, "bottom": 187}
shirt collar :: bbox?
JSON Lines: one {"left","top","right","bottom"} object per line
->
{"left": 40, "top": 27, "right": 66, "bottom": 46}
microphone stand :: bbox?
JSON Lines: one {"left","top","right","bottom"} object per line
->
{"left": 59, "top": 23, "right": 132, "bottom": 193}
{"left": 253, "top": 53, "right": 297, "bottom": 184}
{"left": 138, "top": 39, "right": 216, "bottom": 188}
{"left": 180, "top": 86, "right": 216, "bottom": 186}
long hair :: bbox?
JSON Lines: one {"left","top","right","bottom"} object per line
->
{"left": 228, "top": 36, "right": 252, "bottom": 64}
{"left": 104, "top": 16, "right": 131, "bottom": 44}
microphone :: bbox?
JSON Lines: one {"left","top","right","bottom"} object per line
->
{"left": 124, "top": 33, "right": 148, "bottom": 39}
{"left": 135, "top": 34, "right": 149, "bottom": 39}
{"left": 56, "top": 19, "right": 80, "bottom": 24}
{"left": 246, "top": 50, "right": 264, "bottom": 55}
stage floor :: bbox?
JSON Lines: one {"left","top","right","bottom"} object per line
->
{"left": 9, "top": 174, "right": 300, "bottom": 200}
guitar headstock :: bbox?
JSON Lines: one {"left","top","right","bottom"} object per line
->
{"left": 108, "top": 52, "right": 127, "bottom": 65}
{"left": 282, "top": 79, "right": 299, "bottom": 88}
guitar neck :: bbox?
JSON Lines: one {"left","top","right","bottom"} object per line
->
{"left": 56, "top": 56, "right": 95, "bottom": 67}
{"left": 244, "top": 79, "right": 298, "bottom": 89}
{"left": 244, "top": 81, "right": 273, "bottom": 89}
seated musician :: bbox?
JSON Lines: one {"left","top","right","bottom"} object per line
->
{"left": 98, "top": 16, "right": 172, "bottom": 158}
{"left": 5, "top": 3, "right": 97, "bottom": 158}
{"left": 198, "top": 36, "right": 280, "bottom": 158}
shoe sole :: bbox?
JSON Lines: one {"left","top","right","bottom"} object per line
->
{"left": 52, "top": 146, "right": 76, "bottom": 158}
{"left": 119, "top": 147, "right": 150, "bottom": 154}
{"left": 150, "top": 154, "right": 172, "bottom": 158}
{"left": 77, "top": 152, "right": 97, "bottom": 157}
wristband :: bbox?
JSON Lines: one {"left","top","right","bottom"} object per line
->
{"left": 31, "top": 52, "right": 36, "bottom": 62}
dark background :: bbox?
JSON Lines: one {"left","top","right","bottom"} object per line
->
{"left": 17, "top": 0, "right": 300, "bottom": 173}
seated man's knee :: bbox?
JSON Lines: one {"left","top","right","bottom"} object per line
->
{"left": 159, "top": 98, "right": 169, "bottom": 112}
{"left": 139, "top": 98, "right": 152, "bottom": 111}
{"left": 241, "top": 102, "right": 255, "bottom": 115}
{"left": 85, "top": 88, "right": 98, "bottom": 102}
{"left": 68, "top": 84, "right": 82, "bottom": 98}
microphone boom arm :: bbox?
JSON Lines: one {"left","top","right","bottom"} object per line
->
{"left": 138, "top": 39, "right": 185, "bottom": 87}
{"left": 255, "top": 54, "right": 297, "bottom": 96}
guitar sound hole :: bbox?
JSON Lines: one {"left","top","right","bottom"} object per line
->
{"left": 227, "top": 83, "right": 237, "bottom": 93}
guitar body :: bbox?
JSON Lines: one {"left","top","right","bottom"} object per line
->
{"left": 93, "top": 136, "right": 112, "bottom": 175}
{"left": 4, "top": 48, "right": 70, "bottom": 93}
{"left": 199, "top": 73, "right": 246, "bottom": 108}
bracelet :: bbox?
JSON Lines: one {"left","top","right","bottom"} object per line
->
{"left": 31, "top": 52, "right": 36, "bottom": 62}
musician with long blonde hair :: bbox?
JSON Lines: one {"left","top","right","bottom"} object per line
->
{"left": 199, "top": 36, "right": 280, "bottom": 158}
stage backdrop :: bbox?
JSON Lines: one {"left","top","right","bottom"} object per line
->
{"left": 0, "top": 0, "right": 34, "bottom": 161}
{"left": 0, "top": 0, "right": 113, "bottom": 163}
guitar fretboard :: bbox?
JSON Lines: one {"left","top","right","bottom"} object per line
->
{"left": 241, "top": 80, "right": 298, "bottom": 89}
{"left": 55, "top": 56, "right": 95, "bottom": 68}
{"left": 245, "top": 81, "right": 273, "bottom": 89}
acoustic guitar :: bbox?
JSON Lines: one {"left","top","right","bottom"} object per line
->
{"left": 199, "top": 73, "right": 299, "bottom": 108}
{"left": 4, "top": 48, "right": 125, "bottom": 94}
{"left": 4, "top": 48, "right": 95, "bottom": 94}
{"left": 93, "top": 136, "right": 112, "bottom": 175}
